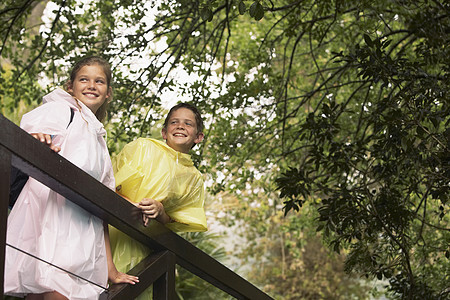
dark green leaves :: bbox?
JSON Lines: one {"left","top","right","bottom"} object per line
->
{"left": 236, "top": 0, "right": 265, "bottom": 21}
{"left": 202, "top": 1, "right": 265, "bottom": 22}
{"left": 200, "top": 6, "right": 213, "bottom": 22}
{"left": 363, "top": 33, "right": 373, "bottom": 47}
{"left": 249, "top": 1, "right": 264, "bottom": 21}
{"left": 276, "top": 167, "right": 311, "bottom": 215}
{"left": 275, "top": 3, "right": 448, "bottom": 298}
{"left": 238, "top": 1, "right": 246, "bottom": 15}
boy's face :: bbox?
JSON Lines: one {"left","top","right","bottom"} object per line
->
{"left": 162, "top": 107, "right": 204, "bottom": 153}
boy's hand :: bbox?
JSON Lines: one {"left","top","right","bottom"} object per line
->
{"left": 31, "top": 133, "right": 61, "bottom": 153}
{"left": 138, "top": 198, "right": 169, "bottom": 226}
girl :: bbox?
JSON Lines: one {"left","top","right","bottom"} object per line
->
{"left": 4, "top": 56, "right": 138, "bottom": 300}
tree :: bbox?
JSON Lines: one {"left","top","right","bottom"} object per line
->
{"left": 1, "top": 0, "right": 448, "bottom": 298}
{"left": 219, "top": 189, "right": 372, "bottom": 299}
{"left": 203, "top": 1, "right": 449, "bottom": 298}
{"left": 0, "top": 0, "right": 48, "bottom": 123}
{"left": 270, "top": 2, "right": 449, "bottom": 299}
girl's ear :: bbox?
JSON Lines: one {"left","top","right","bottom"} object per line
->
{"left": 66, "top": 81, "right": 74, "bottom": 94}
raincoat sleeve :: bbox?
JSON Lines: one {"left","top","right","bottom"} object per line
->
{"left": 165, "top": 174, "right": 207, "bottom": 232}
{"left": 112, "top": 139, "right": 148, "bottom": 203}
{"left": 20, "top": 102, "right": 72, "bottom": 137}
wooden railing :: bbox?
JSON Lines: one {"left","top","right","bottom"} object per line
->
{"left": 0, "top": 114, "right": 273, "bottom": 300}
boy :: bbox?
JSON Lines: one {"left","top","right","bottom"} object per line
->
{"left": 109, "top": 103, "right": 207, "bottom": 288}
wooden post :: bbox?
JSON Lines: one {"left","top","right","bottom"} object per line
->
{"left": 0, "top": 146, "right": 11, "bottom": 295}
{"left": 153, "top": 251, "right": 176, "bottom": 300}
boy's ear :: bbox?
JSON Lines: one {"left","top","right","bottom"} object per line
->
{"left": 161, "top": 128, "right": 167, "bottom": 140}
{"left": 106, "top": 86, "right": 112, "bottom": 101}
{"left": 194, "top": 132, "right": 204, "bottom": 144}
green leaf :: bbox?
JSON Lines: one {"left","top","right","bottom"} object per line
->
{"left": 254, "top": 2, "right": 264, "bottom": 21}
{"left": 401, "top": 137, "right": 408, "bottom": 151}
{"left": 249, "top": 1, "right": 257, "bottom": 17}
{"left": 363, "top": 34, "right": 373, "bottom": 47}
{"left": 238, "top": 1, "right": 246, "bottom": 15}
{"left": 200, "top": 7, "right": 213, "bottom": 22}
{"left": 382, "top": 39, "right": 392, "bottom": 49}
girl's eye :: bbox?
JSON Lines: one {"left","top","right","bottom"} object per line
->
{"left": 96, "top": 79, "right": 105, "bottom": 84}
{"left": 186, "top": 122, "right": 192, "bottom": 126}
{"left": 80, "top": 78, "right": 88, "bottom": 82}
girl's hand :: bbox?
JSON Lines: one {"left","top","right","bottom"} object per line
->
{"left": 109, "top": 270, "right": 139, "bottom": 285}
{"left": 31, "top": 132, "right": 61, "bottom": 152}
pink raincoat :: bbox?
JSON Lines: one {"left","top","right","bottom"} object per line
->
{"left": 4, "top": 88, "right": 114, "bottom": 299}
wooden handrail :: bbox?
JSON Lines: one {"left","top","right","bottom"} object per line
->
{"left": 0, "top": 114, "right": 273, "bottom": 299}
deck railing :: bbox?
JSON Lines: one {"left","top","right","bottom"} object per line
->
{"left": 0, "top": 113, "right": 273, "bottom": 300}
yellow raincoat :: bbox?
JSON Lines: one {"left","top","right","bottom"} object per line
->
{"left": 109, "top": 138, "right": 207, "bottom": 298}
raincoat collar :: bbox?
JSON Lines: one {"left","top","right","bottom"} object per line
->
{"left": 151, "top": 138, "right": 194, "bottom": 167}
{"left": 43, "top": 88, "right": 106, "bottom": 136}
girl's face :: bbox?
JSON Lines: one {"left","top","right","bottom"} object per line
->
{"left": 67, "top": 64, "right": 111, "bottom": 114}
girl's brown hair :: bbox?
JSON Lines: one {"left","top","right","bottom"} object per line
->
{"left": 65, "top": 56, "right": 113, "bottom": 122}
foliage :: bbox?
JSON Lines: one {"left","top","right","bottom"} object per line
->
{"left": 176, "top": 231, "right": 231, "bottom": 299}
{"left": 272, "top": 2, "right": 450, "bottom": 299}
{"left": 1, "top": 0, "right": 449, "bottom": 298}
{"left": 220, "top": 187, "right": 372, "bottom": 299}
